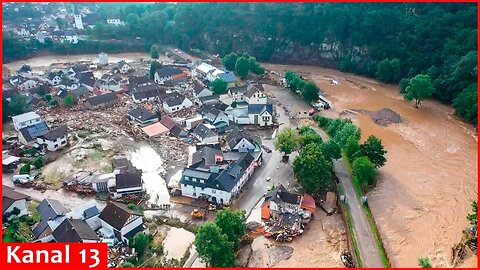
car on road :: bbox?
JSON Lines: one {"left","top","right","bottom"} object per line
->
{"left": 266, "top": 177, "right": 271, "bottom": 182}
{"left": 13, "top": 174, "right": 33, "bottom": 184}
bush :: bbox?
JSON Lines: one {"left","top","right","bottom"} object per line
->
{"left": 33, "top": 157, "right": 43, "bottom": 169}
{"left": 19, "top": 164, "right": 31, "bottom": 174}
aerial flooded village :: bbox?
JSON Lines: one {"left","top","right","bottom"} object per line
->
{"left": 2, "top": 2, "right": 478, "bottom": 269}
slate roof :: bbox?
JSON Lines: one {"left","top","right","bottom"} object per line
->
{"left": 191, "top": 147, "right": 224, "bottom": 168}
{"left": 39, "top": 125, "right": 68, "bottom": 141}
{"left": 164, "top": 94, "right": 187, "bottom": 107}
{"left": 129, "top": 75, "right": 152, "bottom": 86}
{"left": 217, "top": 71, "right": 236, "bottom": 83}
{"left": 245, "top": 84, "right": 264, "bottom": 98}
{"left": 248, "top": 104, "right": 273, "bottom": 115}
{"left": 128, "top": 106, "right": 157, "bottom": 123}
{"left": 155, "top": 66, "right": 183, "bottom": 78}
{"left": 225, "top": 126, "right": 252, "bottom": 149}
{"left": 53, "top": 218, "right": 99, "bottom": 243}
{"left": 19, "top": 121, "right": 50, "bottom": 143}
{"left": 208, "top": 153, "right": 255, "bottom": 192}
{"left": 180, "top": 168, "right": 217, "bottom": 189}
{"left": 47, "top": 72, "right": 61, "bottom": 81}
{"left": 71, "top": 86, "right": 90, "bottom": 97}
{"left": 71, "top": 64, "right": 89, "bottom": 74}
{"left": 37, "top": 198, "right": 68, "bottom": 221}
{"left": 99, "top": 201, "right": 140, "bottom": 231}
{"left": 115, "top": 171, "right": 142, "bottom": 189}
{"left": 228, "top": 85, "right": 248, "bottom": 94}
{"left": 193, "top": 124, "right": 217, "bottom": 140}
{"left": 264, "top": 184, "right": 302, "bottom": 205}
{"left": 79, "top": 73, "right": 95, "bottom": 87}
{"left": 2, "top": 185, "right": 28, "bottom": 213}
{"left": 117, "top": 60, "right": 131, "bottom": 70}
{"left": 87, "top": 93, "right": 118, "bottom": 106}
{"left": 170, "top": 124, "right": 188, "bottom": 138}
{"left": 193, "top": 81, "right": 207, "bottom": 95}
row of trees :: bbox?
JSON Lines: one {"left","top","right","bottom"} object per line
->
{"left": 194, "top": 209, "right": 246, "bottom": 267}
{"left": 314, "top": 115, "right": 387, "bottom": 190}
{"left": 284, "top": 71, "right": 320, "bottom": 103}
{"left": 222, "top": 52, "right": 265, "bottom": 79}
{"left": 274, "top": 127, "right": 339, "bottom": 195}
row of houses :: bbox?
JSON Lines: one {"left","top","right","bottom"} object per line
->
{"left": 2, "top": 188, "right": 145, "bottom": 245}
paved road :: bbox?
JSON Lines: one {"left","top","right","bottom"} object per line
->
{"left": 333, "top": 159, "right": 383, "bottom": 267}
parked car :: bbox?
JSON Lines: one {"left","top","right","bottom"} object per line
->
{"left": 13, "top": 174, "right": 33, "bottom": 184}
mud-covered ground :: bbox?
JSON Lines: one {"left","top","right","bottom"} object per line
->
{"left": 264, "top": 63, "right": 478, "bottom": 268}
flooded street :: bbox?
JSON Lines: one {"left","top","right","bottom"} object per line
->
{"left": 130, "top": 144, "right": 170, "bottom": 206}
{"left": 265, "top": 63, "right": 478, "bottom": 267}
{"left": 163, "top": 227, "right": 195, "bottom": 261}
{"left": 4, "top": 52, "right": 153, "bottom": 72}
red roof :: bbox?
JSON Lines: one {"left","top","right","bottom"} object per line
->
{"left": 301, "top": 194, "right": 316, "bottom": 213}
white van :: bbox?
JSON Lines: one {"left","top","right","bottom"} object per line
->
{"left": 13, "top": 174, "right": 33, "bottom": 184}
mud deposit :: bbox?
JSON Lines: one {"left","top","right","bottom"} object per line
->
{"left": 264, "top": 63, "right": 478, "bottom": 268}
{"left": 360, "top": 108, "right": 403, "bottom": 127}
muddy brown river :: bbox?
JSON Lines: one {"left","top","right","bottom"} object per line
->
{"left": 265, "top": 64, "right": 478, "bottom": 268}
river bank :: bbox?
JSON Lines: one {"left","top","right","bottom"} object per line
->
{"left": 264, "top": 63, "right": 478, "bottom": 268}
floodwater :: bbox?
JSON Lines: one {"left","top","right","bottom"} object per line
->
{"left": 130, "top": 144, "right": 170, "bottom": 206}
{"left": 4, "top": 52, "right": 152, "bottom": 71}
{"left": 162, "top": 227, "right": 195, "bottom": 261}
{"left": 264, "top": 63, "right": 478, "bottom": 268}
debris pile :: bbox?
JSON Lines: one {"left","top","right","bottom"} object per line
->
{"left": 362, "top": 108, "right": 402, "bottom": 127}
{"left": 263, "top": 220, "right": 306, "bottom": 242}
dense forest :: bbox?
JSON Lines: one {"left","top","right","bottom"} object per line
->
{"left": 3, "top": 3, "right": 477, "bottom": 124}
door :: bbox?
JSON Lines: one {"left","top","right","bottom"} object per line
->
{"left": 254, "top": 115, "right": 259, "bottom": 124}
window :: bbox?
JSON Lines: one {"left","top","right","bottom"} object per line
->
{"left": 185, "top": 176, "right": 189, "bottom": 180}
{"left": 54, "top": 144, "right": 58, "bottom": 148}
{"left": 212, "top": 190, "right": 216, "bottom": 194}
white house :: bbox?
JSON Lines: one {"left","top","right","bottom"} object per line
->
{"left": 106, "top": 19, "right": 125, "bottom": 26}
{"left": 14, "top": 26, "right": 30, "bottom": 37}
{"left": 66, "top": 200, "right": 103, "bottom": 231}
{"left": 62, "top": 31, "right": 78, "bottom": 44}
{"left": 162, "top": 94, "right": 193, "bottom": 114}
{"left": 225, "top": 127, "right": 257, "bottom": 152}
{"left": 12, "top": 111, "right": 42, "bottom": 131}
{"left": 36, "top": 125, "right": 68, "bottom": 151}
{"left": 227, "top": 85, "right": 248, "bottom": 103}
{"left": 10, "top": 76, "right": 38, "bottom": 91}
{"left": 74, "top": 14, "right": 84, "bottom": 30}
{"left": 192, "top": 124, "right": 219, "bottom": 145}
{"left": 108, "top": 171, "right": 144, "bottom": 199}
{"left": 98, "top": 202, "right": 144, "bottom": 244}
{"left": 98, "top": 52, "right": 108, "bottom": 66}
{"left": 154, "top": 66, "right": 186, "bottom": 84}
{"left": 248, "top": 104, "right": 274, "bottom": 126}
{"left": 117, "top": 60, "right": 133, "bottom": 74}
{"left": 2, "top": 185, "right": 29, "bottom": 220}
{"left": 46, "top": 72, "right": 62, "bottom": 85}
{"left": 245, "top": 84, "right": 267, "bottom": 104}
{"left": 180, "top": 153, "right": 259, "bottom": 205}
{"left": 18, "top": 121, "right": 50, "bottom": 145}
{"left": 200, "top": 107, "right": 230, "bottom": 128}
{"left": 193, "top": 81, "right": 213, "bottom": 103}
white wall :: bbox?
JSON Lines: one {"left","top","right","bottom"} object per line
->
{"left": 120, "top": 216, "right": 143, "bottom": 242}
{"left": 13, "top": 116, "right": 42, "bottom": 131}
{"left": 233, "top": 138, "right": 255, "bottom": 152}
{"left": 37, "top": 135, "right": 68, "bottom": 151}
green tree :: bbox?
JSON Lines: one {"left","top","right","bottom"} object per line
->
{"left": 298, "top": 130, "right": 322, "bottom": 148}
{"left": 293, "top": 143, "right": 332, "bottom": 194}
{"left": 32, "top": 157, "right": 43, "bottom": 169}
{"left": 129, "top": 233, "right": 152, "bottom": 258}
{"left": 119, "top": 262, "right": 134, "bottom": 268}
{"left": 274, "top": 128, "right": 298, "bottom": 155}
{"left": 452, "top": 83, "right": 477, "bottom": 124}
{"left": 222, "top": 52, "right": 239, "bottom": 71}
{"left": 209, "top": 79, "right": 228, "bottom": 94}
{"left": 322, "top": 140, "right": 341, "bottom": 160}
{"left": 418, "top": 257, "right": 432, "bottom": 268}
{"left": 301, "top": 81, "right": 320, "bottom": 103}
{"left": 404, "top": 74, "right": 435, "bottom": 108}
{"left": 49, "top": 99, "right": 58, "bottom": 107}
{"left": 352, "top": 156, "right": 376, "bottom": 188}
{"left": 150, "top": 45, "right": 159, "bottom": 59}
{"left": 360, "top": 135, "right": 387, "bottom": 168}
{"left": 333, "top": 123, "right": 361, "bottom": 148}
{"left": 467, "top": 200, "right": 477, "bottom": 228}
{"left": 235, "top": 57, "right": 250, "bottom": 79}
{"left": 19, "top": 164, "right": 31, "bottom": 174}
{"left": 149, "top": 61, "right": 163, "bottom": 80}
{"left": 9, "top": 94, "right": 30, "bottom": 117}
{"left": 194, "top": 222, "right": 236, "bottom": 267}
{"left": 63, "top": 94, "right": 74, "bottom": 107}
{"left": 215, "top": 208, "right": 246, "bottom": 248}
{"left": 345, "top": 136, "right": 361, "bottom": 160}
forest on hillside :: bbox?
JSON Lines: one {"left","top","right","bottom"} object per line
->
{"left": 3, "top": 3, "right": 477, "bottom": 124}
